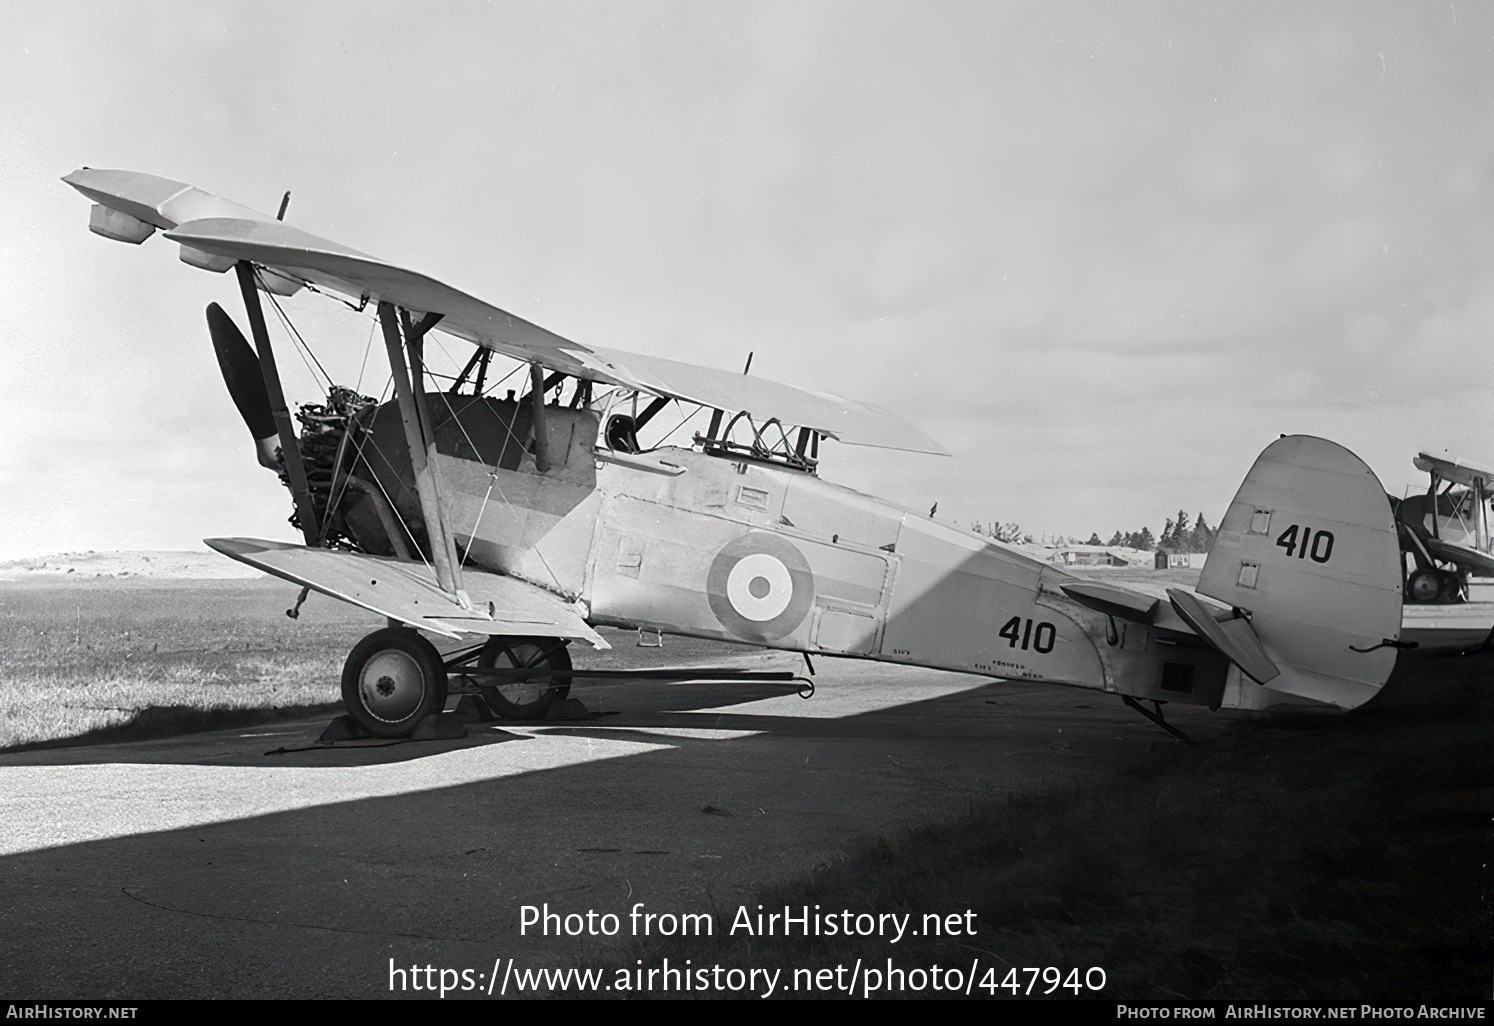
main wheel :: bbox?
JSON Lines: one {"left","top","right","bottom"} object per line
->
{"left": 1407, "top": 569, "right": 1441, "bottom": 603}
{"left": 341, "top": 627, "right": 448, "bottom": 737}
{"left": 477, "top": 636, "right": 572, "bottom": 720}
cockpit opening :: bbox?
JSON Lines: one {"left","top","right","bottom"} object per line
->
{"left": 445, "top": 350, "right": 823, "bottom": 474}
{"left": 605, "top": 414, "right": 640, "bottom": 453}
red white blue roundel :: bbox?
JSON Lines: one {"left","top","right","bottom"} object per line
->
{"left": 707, "top": 533, "right": 815, "bottom": 642}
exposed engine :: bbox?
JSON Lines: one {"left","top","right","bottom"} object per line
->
{"left": 205, "top": 299, "right": 596, "bottom": 570}
{"left": 206, "top": 299, "right": 427, "bottom": 559}
{"left": 290, "top": 386, "right": 380, "bottom": 550}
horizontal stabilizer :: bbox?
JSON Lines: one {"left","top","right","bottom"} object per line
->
{"left": 205, "top": 537, "right": 608, "bottom": 648}
{"left": 1058, "top": 581, "right": 1160, "bottom": 622}
{"left": 1166, "top": 587, "right": 1280, "bottom": 685}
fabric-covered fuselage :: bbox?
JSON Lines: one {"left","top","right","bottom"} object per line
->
{"left": 337, "top": 394, "right": 1228, "bottom": 708}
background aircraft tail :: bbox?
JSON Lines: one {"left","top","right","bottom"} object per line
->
{"left": 1197, "top": 435, "right": 1404, "bottom": 711}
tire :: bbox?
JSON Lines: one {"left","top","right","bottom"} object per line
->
{"left": 1407, "top": 569, "right": 1441, "bottom": 604}
{"left": 477, "top": 636, "right": 572, "bottom": 720}
{"left": 341, "top": 627, "right": 448, "bottom": 737}
{"left": 1438, "top": 571, "right": 1465, "bottom": 604}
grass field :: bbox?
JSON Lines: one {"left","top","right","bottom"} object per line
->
{"left": 0, "top": 576, "right": 773, "bottom": 750}
{"left": 0, "top": 578, "right": 372, "bottom": 749}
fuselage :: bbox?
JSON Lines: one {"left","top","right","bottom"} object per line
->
{"left": 350, "top": 394, "right": 1232, "bottom": 709}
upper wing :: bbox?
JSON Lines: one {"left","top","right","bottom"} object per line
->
{"left": 1413, "top": 451, "right": 1494, "bottom": 489}
{"left": 64, "top": 168, "right": 274, "bottom": 235}
{"left": 206, "top": 537, "right": 608, "bottom": 648}
{"left": 167, "top": 217, "right": 593, "bottom": 368}
{"left": 65, "top": 168, "right": 948, "bottom": 456}
{"left": 579, "top": 346, "right": 946, "bottom": 454}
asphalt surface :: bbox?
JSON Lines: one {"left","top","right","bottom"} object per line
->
{"left": 0, "top": 648, "right": 1232, "bottom": 999}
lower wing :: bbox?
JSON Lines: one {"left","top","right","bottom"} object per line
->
{"left": 205, "top": 537, "right": 608, "bottom": 648}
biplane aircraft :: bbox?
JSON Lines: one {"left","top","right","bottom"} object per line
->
{"left": 65, "top": 168, "right": 1409, "bottom": 736}
{"left": 1395, "top": 452, "right": 1494, "bottom": 601}
{"left": 1394, "top": 452, "right": 1494, "bottom": 653}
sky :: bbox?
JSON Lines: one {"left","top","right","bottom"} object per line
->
{"left": 2, "top": 0, "right": 1492, "bottom": 558}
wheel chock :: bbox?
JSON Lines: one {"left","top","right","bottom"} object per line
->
{"left": 317, "top": 715, "right": 373, "bottom": 743}
{"left": 409, "top": 713, "right": 469, "bottom": 740}
{"left": 450, "top": 694, "right": 500, "bottom": 723}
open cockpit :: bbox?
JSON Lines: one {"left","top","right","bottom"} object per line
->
{"left": 442, "top": 342, "right": 823, "bottom": 474}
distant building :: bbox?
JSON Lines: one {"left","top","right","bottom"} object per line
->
{"left": 1154, "top": 551, "right": 1208, "bottom": 569}
{"left": 1049, "top": 546, "right": 1130, "bottom": 567}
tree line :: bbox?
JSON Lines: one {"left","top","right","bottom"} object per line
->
{"left": 970, "top": 510, "right": 1217, "bottom": 553}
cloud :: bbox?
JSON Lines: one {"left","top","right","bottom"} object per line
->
{"left": 2, "top": 1, "right": 1492, "bottom": 554}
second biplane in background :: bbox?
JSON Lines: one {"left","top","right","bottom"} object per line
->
{"left": 67, "top": 168, "right": 1409, "bottom": 737}
{"left": 1394, "top": 452, "right": 1494, "bottom": 653}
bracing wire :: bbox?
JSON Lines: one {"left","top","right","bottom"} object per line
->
{"left": 343, "top": 383, "right": 437, "bottom": 579}
{"left": 270, "top": 303, "right": 329, "bottom": 396}
{"left": 257, "top": 269, "right": 334, "bottom": 392}
{"left": 421, "top": 341, "right": 570, "bottom": 594}
{"left": 319, "top": 376, "right": 392, "bottom": 546}
{"left": 649, "top": 402, "right": 705, "bottom": 450}
{"left": 428, "top": 337, "right": 540, "bottom": 456}
{"left": 354, "top": 314, "right": 377, "bottom": 394}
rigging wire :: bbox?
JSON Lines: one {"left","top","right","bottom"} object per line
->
{"left": 649, "top": 401, "right": 704, "bottom": 450}
{"left": 354, "top": 314, "right": 377, "bottom": 394}
{"left": 423, "top": 331, "right": 527, "bottom": 400}
{"left": 267, "top": 299, "right": 575, "bottom": 594}
{"left": 242, "top": 283, "right": 527, "bottom": 591}
{"left": 257, "top": 269, "right": 334, "bottom": 394}
{"left": 422, "top": 339, "right": 569, "bottom": 594}
{"left": 460, "top": 470, "right": 501, "bottom": 575}
{"left": 318, "top": 376, "right": 393, "bottom": 547}
{"left": 255, "top": 280, "right": 428, "bottom": 566}
{"left": 479, "top": 360, "right": 525, "bottom": 398}
{"left": 272, "top": 305, "right": 328, "bottom": 396}
{"left": 340, "top": 381, "right": 436, "bottom": 579}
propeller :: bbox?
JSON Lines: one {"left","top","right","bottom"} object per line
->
{"left": 205, "top": 302, "right": 280, "bottom": 469}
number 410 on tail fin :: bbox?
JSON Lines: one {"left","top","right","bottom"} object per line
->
{"left": 1276, "top": 524, "right": 1334, "bottom": 563}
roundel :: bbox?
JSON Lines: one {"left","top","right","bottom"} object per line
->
{"left": 707, "top": 532, "right": 815, "bottom": 642}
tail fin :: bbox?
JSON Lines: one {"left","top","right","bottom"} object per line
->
{"left": 1198, "top": 435, "right": 1403, "bottom": 711}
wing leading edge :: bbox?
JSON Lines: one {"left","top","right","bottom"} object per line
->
{"left": 205, "top": 538, "right": 608, "bottom": 648}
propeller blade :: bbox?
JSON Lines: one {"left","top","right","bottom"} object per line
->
{"left": 206, "top": 302, "right": 279, "bottom": 467}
